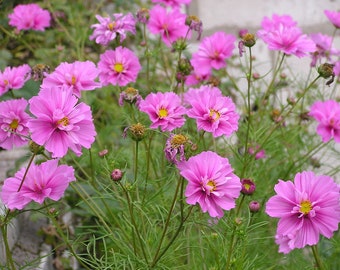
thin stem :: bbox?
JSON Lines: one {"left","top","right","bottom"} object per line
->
{"left": 311, "top": 245, "right": 326, "bottom": 270}
{"left": 1, "top": 225, "right": 16, "bottom": 270}
{"left": 17, "top": 153, "right": 36, "bottom": 192}
{"left": 134, "top": 141, "right": 140, "bottom": 201}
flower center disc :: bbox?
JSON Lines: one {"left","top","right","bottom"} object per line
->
{"left": 9, "top": 119, "right": 19, "bottom": 130}
{"left": 300, "top": 200, "right": 312, "bottom": 215}
{"left": 158, "top": 108, "right": 168, "bottom": 118}
{"left": 114, "top": 63, "right": 124, "bottom": 73}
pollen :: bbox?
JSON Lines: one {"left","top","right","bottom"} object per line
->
{"left": 71, "top": 75, "right": 77, "bottom": 85}
{"left": 300, "top": 200, "right": 312, "bottom": 215}
{"left": 209, "top": 109, "right": 220, "bottom": 121}
{"left": 158, "top": 108, "right": 168, "bottom": 118}
{"left": 4, "top": 79, "right": 9, "bottom": 86}
{"left": 114, "top": 63, "right": 124, "bottom": 73}
{"left": 171, "top": 134, "right": 188, "bottom": 148}
{"left": 206, "top": 180, "right": 217, "bottom": 192}
{"left": 57, "top": 117, "right": 69, "bottom": 126}
{"left": 9, "top": 119, "right": 19, "bottom": 130}
{"left": 107, "top": 21, "right": 116, "bottom": 31}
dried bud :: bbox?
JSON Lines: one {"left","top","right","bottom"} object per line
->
{"left": 177, "top": 58, "right": 193, "bottom": 76}
{"left": 119, "top": 87, "right": 142, "bottom": 106}
{"left": 186, "top": 15, "right": 203, "bottom": 40}
{"left": 249, "top": 201, "right": 261, "bottom": 213}
{"left": 98, "top": 149, "right": 109, "bottom": 157}
{"left": 123, "top": 123, "right": 147, "bottom": 141}
{"left": 111, "top": 169, "right": 123, "bottom": 181}
{"left": 241, "top": 178, "right": 256, "bottom": 195}
{"left": 136, "top": 8, "right": 149, "bottom": 24}
{"left": 30, "top": 64, "right": 50, "bottom": 81}
{"left": 242, "top": 33, "right": 256, "bottom": 47}
{"left": 29, "top": 141, "right": 44, "bottom": 155}
{"left": 207, "top": 76, "right": 220, "bottom": 87}
{"left": 318, "top": 63, "right": 334, "bottom": 79}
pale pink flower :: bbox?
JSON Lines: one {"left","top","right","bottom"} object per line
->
{"left": 98, "top": 46, "right": 141, "bottom": 87}
{"left": 334, "top": 61, "right": 340, "bottom": 76}
{"left": 27, "top": 86, "right": 96, "bottom": 158}
{"left": 185, "top": 86, "right": 239, "bottom": 137}
{"left": 8, "top": 3, "right": 51, "bottom": 31}
{"left": 248, "top": 145, "right": 266, "bottom": 159}
{"left": 266, "top": 171, "right": 340, "bottom": 252}
{"left": 308, "top": 100, "right": 340, "bottom": 143}
{"left": 0, "top": 98, "right": 31, "bottom": 149}
{"left": 1, "top": 159, "right": 75, "bottom": 210}
{"left": 324, "top": 10, "right": 340, "bottom": 28}
{"left": 0, "top": 64, "right": 31, "bottom": 96}
{"left": 257, "top": 14, "right": 316, "bottom": 57}
{"left": 310, "top": 33, "right": 339, "bottom": 67}
{"left": 41, "top": 61, "right": 101, "bottom": 98}
{"left": 151, "top": 0, "right": 191, "bottom": 8}
{"left": 139, "top": 92, "right": 186, "bottom": 132}
{"left": 190, "top": 31, "right": 236, "bottom": 75}
{"left": 185, "top": 68, "right": 211, "bottom": 86}
{"left": 147, "top": 5, "right": 189, "bottom": 46}
{"left": 90, "top": 13, "right": 136, "bottom": 46}
{"left": 177, "top": 151, "right": 241, "bottom": 218}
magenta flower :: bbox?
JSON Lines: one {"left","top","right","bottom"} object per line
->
{"left": 257, "top": 14, "right": 316, "bottom": 57}
{"left": 8, "top": 3, "right": 51, "bottom": 32}
{"left": 0, "top": 98, "right": 31, "bottom": 149}
{"left": 151, "top": 0, "right": 191, "bottom": 8}
{"left": 185, "top": 86, "right": 239, "bottom": 137}
{"left": 324, "top": 10, "right": 340, "bottom": 28}
{"left": 266, "top": 171, "right": 340, "bottom": 253}
{"left": 308, "top": 100, "right": 340, "bottom": 143}
{"left": 0, "top": 64, "right": 31, "bottom": 96}
{"left": 185, "top": 69, "right": 211, "bottom": 86}
{"left": 177, "top": 151, "right": 241, "bottom": 218}
{"left": 41, "top": 61, "right": 101, "bottom": 98}
{"left": 190, "top": 31, "right": 236, "bottom": 75}
{"left": 310, "top": 33, "right": 339, "bottom": 67}
{"left": 90, "top": 13, "right": 136, "bottom": 46}
{"left": 1, "top": 159, "right": 75, "bottom": 210}
{"left": 147, "top": 5, "right": 189, "bottom": 47}
{"left": 248, "top": 145, "right": 266, "bottom": 159}
{"left": 27, "top": 86, "right": 96, "bottom": 158}
{"left": 98, "top": 46, "right": 141, "bottom": 87}
{"left": 164, "top": 133, "right": 190, "bottom": 164}
{"left": 139, "top": 92, "right": 186, "bottom": 132}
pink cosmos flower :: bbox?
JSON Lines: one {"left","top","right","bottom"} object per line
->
{"left": 190, "top": 31, "right": 236, "bottom": 75}
{"left": 27, "top": 86, "right": 96, "bottom": 158}
{"left": 334, "top": 60, "right": 340, "bottom": 77}
{"left": 8, "top": 3, "right": 51, "bottom": 32}
{"left": 266, "top": 171, "right": 340, "bottom": 253}
{"left": 308, "top": 100, "right": 340, "bottom": 143}
{"left": 310, "top": 33, "right": 339, "bottom": 67}
{"left": 0, "top": 98, "right": 31, "bottom": 149}
{"left": 324, "top": 10, "right": 340, "bottom": 28}
{"left": 185, "top": 86, "right": 239, "bottom": 137}
{"left": 164, "top": 133, "right": 191, "bottom": 164}
{"left": 41, "top": 61, "right": 101, "bottom": 98}
{"left": 139, "top": 92, "right": 186, "bottom": 132}
{"left": 98, "top": 46, "right": 141, "bottom": 87}
{"left": 147, "top": 5, "right": 190, "bottom": 47}
{"left": 248, "top": 145, "right": 266, "bottom": 159}
{"left": 151, "top": 0, "right": 191, "bottom": 8}
{"left": 177, "top": 151, "right": 241, "bottom": 218}
{"left": 89, "top": 13, "right": 136, "bottom": 46}
{"left": 0, "top": 64, "right": 31, "bottom": 96}
{"left": 185, "top": 68, "right": 211, "bottom": 86}
{"left": 1, "top": 159, "right": 75, "bottom": 210}
{"left": 257, "top": 14, "right": 316, "bottom": 57}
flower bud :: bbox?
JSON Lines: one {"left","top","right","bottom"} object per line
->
{"left": 29, "top": 141, "right": 44, "bottom": 155}
{"left": 111, "top": 169, "right": 123, "bottom": 181}
{"left": 177, "top": 58, "right": 193, "bottom": 76}
{"left": 249, "top": 201, "right": 261, "bottom": 213}
{"left": 242, "top": 33, "right": 256, "bottom": 47}
{"left": 136, "top": 8, "right": 149, "bottom": 24}
{"left": 241, "top": 178, "right": 256, "bottom": 195}
{"left": 98, "top": 149, "right": 109, "bottom": 157}
{"left": 318, "top": 63, "right": 334, "bottom": 79}
{"left": 123, "top": 123, "right": 147, "bottom": 141}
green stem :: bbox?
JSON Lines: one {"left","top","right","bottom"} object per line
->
{"left": 17, "top": 153, "right": 36, "bottom": 192}
{"left": 311, "top": 245, "right": 326, "bottom": 270}
{"left": 134, "top": 141, "right": 140, "bottom": 201}
{"left": 1, "top": 225, "right": 16, "bottom": 270}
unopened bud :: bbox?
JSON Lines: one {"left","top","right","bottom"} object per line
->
{"left": 241, "top": 178, "right": 256, "bottom": 195}
{"left": 249, "top": 201, "right": 261, "bottom": 213}
{"left": 111, "top": 169, "right": 123, "bottom": 181}
{"left": 29, "top": 141, "right": 44, "bottom": 155}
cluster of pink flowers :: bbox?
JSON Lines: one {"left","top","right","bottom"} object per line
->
{"left": 0, "top": 64, "right": 31, "bottom": 96}
{"left": 1, "top": 159, "right": 75, "bottom": 210}
{"left": 177, "top": 151, "right": 241, "bottom": 218}
{"left": 90, "top": 13, "right": 136, "bottom": 46}
{"left": 308, "top": 100, "right": 340, "bottom": 143}
{"left": 266, "top": 171, "right": 340, "bottom": 253}
{"left": 257, "top": 14, "right": 316, "bottom": 57}
{"left": 8, "top": 3, "right": 51, "bottom": 32}
{"left": 41, "top": 61, "right": 101, "bottom": 98}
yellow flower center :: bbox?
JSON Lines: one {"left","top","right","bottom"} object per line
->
{"left": 158, "top": 108, "right": 168, "bottom": 118}
{"left": 209, "top": 109, "right": 220, "bottom": 121}
{"left": 114, "top": 63, "right": 124, "bottom": 73}
{"left": 243, "top": 183, "right": 250, "bottom": 191}
{"left": 57, "top": 117, "right": 69, "bottom": 126}
{"left": 207, "top": 180, "right": 216, "bottom": 192}
{"left": 171, "top": 134, "right": 187, "bottom": 148}
{"left": 9, "top": 119, "right": 19, "bottom": 130}
{"left": 71, "top": 75, "right": 77, "bottom": 85}
{"left": 300, "top": 200, "right": 312, "bottom": 215}
{"left": 4, "top": 79, "right": 9, "bottom": 85}
{"left": 108, "top": 22, "right": 116, "bottom": 31}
